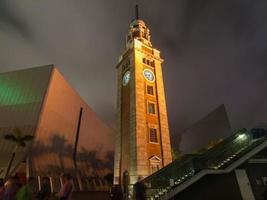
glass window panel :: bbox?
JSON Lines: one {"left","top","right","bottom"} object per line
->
{"left": 147, "top": 85, "right": 154, "bottom": 95}
{"left": 148, "top": 103, "right": 155, "bottom": 114}
{"left": 149, "top": 128, "right": 158, "bottom": 143}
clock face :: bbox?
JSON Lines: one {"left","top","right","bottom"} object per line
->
{"left": 143, "top": 69, "right": 155, "bottom": 82}
{"left": 122, "top": 71, "right": 130, "bottom": 86}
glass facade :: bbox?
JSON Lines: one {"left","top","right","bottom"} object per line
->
{"left": 175, "top": 104, "right": 232, "bottom": 154}
{"left": 31, "top": 68, "right": 114, "bottom": 191}
{"left": 0, "top": 66, "right": 115, "bottom": 192}
{"left": 0, "top": 65, "right": 53, "bottom": 177}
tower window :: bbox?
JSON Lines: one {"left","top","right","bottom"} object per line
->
{"left": 151, "top": 164, "right": 160, "bottom": 173}
{"left": 148, "top": 103, "right": 156, "bottom": 114}
{"left": 132, "top": 31, "right": 140, "bottom": 38}
{"left": 143, "top": 58, "right": 146, "bottom": 64}
{"left": 147, "top": 85, "right": 154, "bottom": 95}
{"left": 149, "top": 128, "right": 158, "bottom": 143}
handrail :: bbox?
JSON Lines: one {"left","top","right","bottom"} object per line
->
{"left": 134, "top": 128, "right": 267, "bottom": 200}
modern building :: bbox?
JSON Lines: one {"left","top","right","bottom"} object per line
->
{"left": 173, "top": 104, "right": 232, "bottom": 154}
{"left": 137, "top": 127, "right": 267, "bottom": 200}
{"left": 113, "top": 7, "right": 172, "bottom": 192}
{"left": 0, "top": 65, "right": 114, "bottom": 191}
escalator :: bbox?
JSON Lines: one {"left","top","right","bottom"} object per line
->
{"left": 135, "top": 128, "right": 267, "bottom": 200}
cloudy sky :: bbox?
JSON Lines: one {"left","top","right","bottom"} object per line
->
{"left": 0, "top": 0, "right": 266, "bottom": 136}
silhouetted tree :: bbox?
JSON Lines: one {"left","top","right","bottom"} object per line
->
{"left": 4, "top": 128, "right": 34, "bottom": 179}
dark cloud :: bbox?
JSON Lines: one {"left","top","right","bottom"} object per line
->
{"left": 0, "top": 1, "right": 32, "bottom": 39}
{"left": 0, "top": 0, "right": 266, "bottom": 136}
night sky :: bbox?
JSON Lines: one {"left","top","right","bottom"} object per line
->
{"left": 0, "top": 0, "right": 266, "bottom": 137}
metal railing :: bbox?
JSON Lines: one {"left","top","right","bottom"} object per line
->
{"left": 135, "top": 128, "right": 267, "bottom": 200}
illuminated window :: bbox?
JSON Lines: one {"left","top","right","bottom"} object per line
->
{"left": 149, "top": 128, "right": 158, "bottom": 143}
{"left": 148, "top": 103, "right": 155, "bottom": 114}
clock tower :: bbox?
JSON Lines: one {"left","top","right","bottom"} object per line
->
{"left": 114, "top": 7, "right": 172, "bottom": 190}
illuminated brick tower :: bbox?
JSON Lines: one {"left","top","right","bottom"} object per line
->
{"left": 114, "top": 6, "right": 172, "bottom": 188}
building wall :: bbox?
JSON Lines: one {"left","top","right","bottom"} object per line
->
{"left": 174, "top": 104, "right": 232, "bottom": 154}
{"left": 31, "top": 68, "right": 114, "bottom": 190}
{"left": 153, "top": 48, "right": 172, "bottom": 167}
{"left": 113, "top": 54, "right": 123, "bottom": 185}
{"left": 0, "top": 66, "right": 53, "bottom": 178}
{"left": 134, "top": 38, "right": 172, "bottom": 180}
{"left": 134, "top": 40, "right": 149, "bottom": 181}
{"left": 118, "top": 52, "right": 133, "bottom": 185}
{"left": 0, "top": 65, "right": 116, "bottom": 191}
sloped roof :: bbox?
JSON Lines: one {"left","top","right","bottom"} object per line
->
{"left": 0, "top": 65, "right": 53, "bottom": 177}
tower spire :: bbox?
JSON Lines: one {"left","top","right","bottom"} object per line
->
{"left": 135, "top": 4, "right": 139, "bottom": 20}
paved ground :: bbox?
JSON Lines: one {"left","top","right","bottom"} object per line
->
{"left": 72, "top": 191, "right": 110, "bottom": 200}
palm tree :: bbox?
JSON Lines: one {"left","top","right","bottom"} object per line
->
{"left": 4, "top": 128, "right": 34, "bottom": 179}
